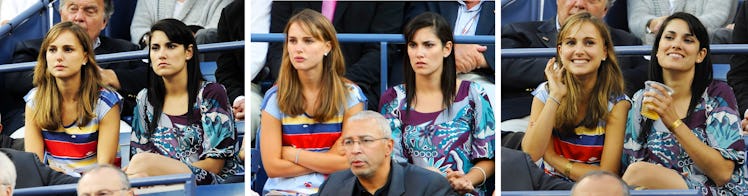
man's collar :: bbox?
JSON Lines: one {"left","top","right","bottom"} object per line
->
{"left": 457, "top": 0, "right": 484, "bottom": 11}
{"left": 556, "top": 15, "right": 561, "bottom": 31}
{"left": 93, "top": 36, "right": 101, "bottom": 50}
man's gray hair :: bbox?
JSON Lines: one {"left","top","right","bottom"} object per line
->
{"left": 606, "top": 0, "right": 617, "bottom": 9}
{"left": 347, "top": 111, "right": 392, "bottom": 139}
{"left": 0, "top": 152, "right": 16, "bottom": 189}
{"left": 571, "top": 170, "right": 630, "bottom": 196}
{"left": 59, "top": 0, "right": 114, "bottom": 20}
{"left": 81, "top": 164, "right": 130, "bottom": 189}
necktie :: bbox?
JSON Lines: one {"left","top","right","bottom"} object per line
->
{"left": 321, "top": 0, "right": 337, "bottom": 22}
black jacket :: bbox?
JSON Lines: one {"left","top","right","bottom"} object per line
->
{"left": 0, "top": 148, "right": 79, "bottom": 189}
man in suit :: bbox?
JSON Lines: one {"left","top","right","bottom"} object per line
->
{"left": 501, "top": 147, "right": 574, "bottom": 191}
{"left": 570, "top": 170, "right": 629, "bottom": 196}
{"left": 0, "top": 151, "right": 13, "bottom": 196}
{"left": 267, "top": 2, "right": 404, "bottom": 110}
{"left": 316, "top": 111, "right": 456, "bottom": 195}
{"left": 501, "top": 0, "right": 648, "bottom": 132}
{"left": 77, "top": 164, "right": 134, "bottom": 196}
{"left": 1, "top": 0, "right": 146, "bottom": 134}
{"left": 0, "top": 148, "right": 79, "bottom": 189}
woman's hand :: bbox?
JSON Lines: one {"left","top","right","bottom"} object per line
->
{"left": 445, "top": 169, "right": 474, "bottom": 195}
{"left": 544, "top": 58, "right": 567, "bottom": 100}
{"left": 642, "top": 83, "right": 679, "bottom": 130}
{"left": 281, "top": 146, "right": 298, "bottom": 162}
{"left": 124, "top": 152, "right": 191, "bottom": 179}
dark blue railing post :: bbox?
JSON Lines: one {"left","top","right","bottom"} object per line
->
{"left": 380, "top": 41, "right": 388, "bottom": 96}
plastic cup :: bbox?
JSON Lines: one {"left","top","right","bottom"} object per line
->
{"left": 641, "top": 81, "right": 674, "bottom": 120}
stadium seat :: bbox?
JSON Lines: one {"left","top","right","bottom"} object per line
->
{"left": 0, "top": 1, "right": 51, "bottom": 65}
{"left": 200, "top": 61, "right": 218, "bottom": 82}
{"left": 713, "top": 64, "right": 730, "bottom": 81}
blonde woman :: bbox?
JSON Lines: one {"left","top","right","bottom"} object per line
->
{"left": 24, "top": 21, "right": 121, "bottom": 176}
{"left": 521, "top": 12, "right": 630, "bottom": 181}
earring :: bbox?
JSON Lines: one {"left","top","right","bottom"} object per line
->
{"left": 324, "top": 52, "right": 328, "bottom": 56}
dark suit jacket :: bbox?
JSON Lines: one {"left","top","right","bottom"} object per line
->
{"left": 406, "top": 1, "right": 495, "bottom": 80}
{"left": 500, "top": 17, "right": 648, "bottom": 121}
{"left": 501, "top": 147, "right": 574, "bottom": 191}
{"left": 215, "top": 0, "right": 245, "bottom": 102}
{"left": 267, "top": 2, "right": 404, "bottom": 110}
{"left": 0, "top": 148, "right": 79, "bottom": 189}
{"left": 0, "top": 36, "right": 146, "bottom": 132}
{"left": 729, "top": 2, "right": 748, "bottom": 116}
{"left": 316, "top": 161, "right": 457, "bottom": 195}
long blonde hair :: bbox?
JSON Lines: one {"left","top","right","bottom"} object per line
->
{"left": 554, "top": 13, "right": 625, "bottom": 133}
{"left": 31, "top": 21, "right": 104, "bottom": 130}
{"left": 277, "top": 9, "right": 348, "bottom": 122}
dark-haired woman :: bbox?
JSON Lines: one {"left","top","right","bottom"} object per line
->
{"left": 379, "top": 12, "right": 494, "bottom": 195}
{"left": 127, "top": 19, "right": 241, "bottom": 185}
{"left": 621, "top": 12, "right": 747, "bottom": 195}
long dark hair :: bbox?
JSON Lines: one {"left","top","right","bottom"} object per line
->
{"left": 401, "top": 12, "right": 456, "bottom": 118}
{"left": 639, "top": 12, "right": 713, "bottom": 143}
{"left": 145, "top": 19, "right": 204, "bottom": 134}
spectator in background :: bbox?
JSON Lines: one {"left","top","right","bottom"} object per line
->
{"left": 380, "top": 12, "right": 494, "bottom": 195}
{"left": 317, "top": 111, "right": 457, "bottom": 195}
{"left": 127, "top": 19, "right": 241, "bottom": 185}
{"left": 24, "top": 21, "right": 121, "bottom": 177}
{"left": 4, "top": 0, "right": 146, "bottom": 135}
{"left": 213, "top": 0, "right": 258, "bottom": 143}
{"left": 0, "top": 152, "right": 13, "bottom": 196}
{"left": 501, "top": 147, "right": 574, "bottom": 191}
{"left": 729, "top": 1, "right": 748, "bottom": 133}
{"left": 501, "top": 0, "right": 647, "bottom": 132}
{"left": 627, "top": 0, "right": 737, "bottom": 45}
{"left": 621, "top": 12, "right": 747, "bottom": 195}
{"left": 570, "top": 171, "right": 629, "bottom": 196}
{"left": 267, "top": 1, "right": 404, "bottom": 110}
{"left": 397, "top": 1, "right": 495, "bottom": 106}
{"left": 259, "top": 9, "right": 365, "bottom": 195}
{"left": 0, "top": 0, "right": 35, "bottom": 25}
{"left": 521, "top": 13, "right": 629, "bottom": 182}
{"left": 77, "top": 164, "right": 133, "bottom": 196}
{"left": 129, "top": 0, "right": 231, "bottom": 46}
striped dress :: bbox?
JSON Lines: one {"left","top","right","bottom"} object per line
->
{"left": 531, "top": 82, "right": 628, "bottom": 181}
{"left": 24, "top": 87, "right": 122, "bottom": 176}
{"left": 260, "top": 83, "right": 366, "bottom": 195}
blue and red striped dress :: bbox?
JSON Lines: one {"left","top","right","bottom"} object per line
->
{"left": 531, "top": 82, "right": 628, "bottom": 181}
{"left": 260, "top": 83, "right": 366, "bottom": 195}
{"left": 25, "top": 87, "right": 122, "bottom": 176}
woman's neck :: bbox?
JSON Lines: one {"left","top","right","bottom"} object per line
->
{"left": 574, "top": 73, "right": 598, "bottom": 99}
{"left": 298, "top": 67, "right": 323, "bottom": 92}
{"left": 415, "top": 73, "right": 443, "bottom": 94}
{"left": 663, "top": 68, "right": 695, "bottom": 100}
{"left": 56, "top": 76, "right": 82, "bottom": 102}
{"left": 162, "top": 72, "right": 189, "bottom": 96}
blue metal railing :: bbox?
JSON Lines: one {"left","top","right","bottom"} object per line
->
{"left": 0, "top": 41, "right": 245, "bottom": 73}
{"left": 502, "top": 44, "right": 748, "bottom": 58}
{"left": 251, "top": 33, "right": 495, "bottom": 94}
{"left": 14, "top": 173, "right": 197, "bottom": 196}
{"left": 0, "top": 0, "right": 52, "bottom": 39}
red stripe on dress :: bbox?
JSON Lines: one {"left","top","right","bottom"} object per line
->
{"left": 44, "top": 139, "right": 97, "bottom": 158}
{"left": 282, "top": 132, "right": 341, "bottom": 150}
{"left": 553, "top": 137, "right": 603, "bottom": 163}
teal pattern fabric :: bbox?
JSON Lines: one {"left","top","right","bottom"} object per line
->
{"left": 131, "top": 81, "right": 242, "bottom": 185}
{"left": 622, "top": 80, "right": 747, "bottom": 195}
{"left": 380, "top": 80, "right": 495, "bottom": 196}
